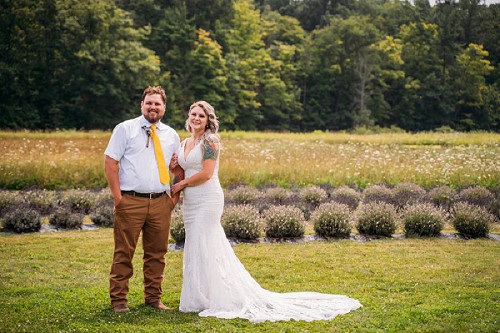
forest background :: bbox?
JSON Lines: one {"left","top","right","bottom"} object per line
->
{"left": 1, "top": 0, "right": 499, "bottom": 132}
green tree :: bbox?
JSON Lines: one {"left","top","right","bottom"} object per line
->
{"left": 148, "top": 2, "right": 197, "bottom": 127}
{"left": 189, "top": 29, "right": 233, "bottom": 127}
{"left": 457, "top": 0, "right": 483, "bottom": 45}
{"left": 0, "top": 0, "right": 160, "bottom": 129}
{"left": 185, "top": 0, "right": 235, "bottom": 37}
{"left": 57, "top": 0, "right": 160, "bottom": 128}
{"left": 451, "top": 43, "right": 494, "bottom": 129}
{"left": 0, "top": 0, "right": 60, "bottom": 129}
{"left": 306, "top": 16, "right": 382, "bottom": 130}
{"left": 223, "top": 0, "right": 277, "bottom": 130}
{"left": 397, "top": 22, "right": 451, "bottom": 130}
{"left": 113, "top": 0, "right": 164, "bottom": 28}
{"left": 225, "top": 0, "right": 266, "bottom": 129}
{"left": 432, "top": 1, "right": 462, "bottom": 77}
{"left": 259, "top": 0, "right": 355, "bottom": 31}
{"left": 260, "top": 7, "right": 305, "bottom": 130}
{"left": 368, "top": 36, "right": 405, "bottom": 127}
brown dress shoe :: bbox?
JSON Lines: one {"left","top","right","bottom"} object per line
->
{"left": 113, "top": 303, "right": 130, "bottom": 313}
{"left": 145, "top": 301, "right": 171, "bottom": 311}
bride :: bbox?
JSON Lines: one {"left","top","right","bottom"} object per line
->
{"left": 170, "top": 101, "right": 361, "bottom": 323}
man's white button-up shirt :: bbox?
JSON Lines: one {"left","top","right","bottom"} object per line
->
{"left": 104, "top": 115, "right": 180, "bottom": 193}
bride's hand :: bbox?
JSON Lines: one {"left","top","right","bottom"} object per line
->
{"left": 171, "top": 181, "right": 184, "bottom": 196}
{"left": 169, "top": 154, "right": 179, "bottom": 170}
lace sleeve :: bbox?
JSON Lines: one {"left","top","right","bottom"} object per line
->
{"left": 202, "top": 135, "right": 220, "bottom": 161}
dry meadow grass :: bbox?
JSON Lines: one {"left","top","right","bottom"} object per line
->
{"left": 0, "top": 130, "right": 498, "bottom": 189}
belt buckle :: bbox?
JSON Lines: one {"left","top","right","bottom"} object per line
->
{"left": 149, "top": 193, "right": 154, "bottom": 199}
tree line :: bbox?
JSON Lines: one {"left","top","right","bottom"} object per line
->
{"left": 1, "top": 0, "right": 498, "bottom": 131}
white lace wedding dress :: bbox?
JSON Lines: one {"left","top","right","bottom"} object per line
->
{"left": 177, "top": 139, "right": 362, "bottom": 323}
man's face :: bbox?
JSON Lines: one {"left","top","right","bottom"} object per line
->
{"left": 141, "top": 94, "right": 166, "bottom": 124}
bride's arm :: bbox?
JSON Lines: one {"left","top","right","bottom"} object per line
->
{"left": 171, "top": 137, "right": 219, "bottom": 195}
{"left": 171, "top": 159, "right": 216, "bottom": 194}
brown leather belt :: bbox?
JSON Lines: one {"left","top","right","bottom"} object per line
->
{"left": 121, "top": 190, "right": 167, "bottom": 199}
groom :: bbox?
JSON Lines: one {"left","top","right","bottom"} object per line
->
{"left": 104, "top": 86, "right": 183, "bottom": 313}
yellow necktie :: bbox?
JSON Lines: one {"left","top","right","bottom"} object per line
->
{"left": 150, "top": 125, "right": 170, "bottom": 185}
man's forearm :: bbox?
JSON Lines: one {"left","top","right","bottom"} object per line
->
{"left": 171, "top": 165, "right": 184, "bottom": 184}
{"left": 104, "top": 156, "right": 121, "bottom": 204}
{"left": 171, "top": 165, "right": 184, "bottom": 206}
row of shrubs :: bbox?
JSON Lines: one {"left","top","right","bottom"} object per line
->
{"left": 1, "top": 183, "right": 497, "bottom": 217}
{"left": 169, "top": 200, "right": 497, "bottom": 242}
{"left": 0, "top": 184, "right": 498, "bottom": 238}
{"left": 1, "top": 205, "right": 114, "bottom": 234}
{"left": 0, "top": 189, "right": 114, "bottom": 233}
{"left": 225, "top": 183, "right": 499, "bottom": 214}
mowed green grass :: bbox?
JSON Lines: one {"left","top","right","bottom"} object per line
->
{"left": 0, "top": 130, "right": 498, "bottom": 189}
{"left": 0, "top": 229, "right": 499, "bottom": 332}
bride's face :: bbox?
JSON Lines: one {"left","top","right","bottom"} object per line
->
{"left": 188, "top": 106, "right": 208, "bottom": 133}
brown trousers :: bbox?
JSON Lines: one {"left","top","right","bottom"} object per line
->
{"left": 110, "top": 193, "right": 174, "bottom": 306}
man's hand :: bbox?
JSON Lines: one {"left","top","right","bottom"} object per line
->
{"left": 171, "top": 192, "right": 180, "bottom": 206}
{"left": 113, "top": 193, "right": 123, "bottom": 207}
{"left": 169, "top": 153, "right": 179, "bottom": 170}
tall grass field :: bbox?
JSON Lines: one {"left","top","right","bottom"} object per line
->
{"left": 0, "top": 130, "right": 498, "bottom": 189}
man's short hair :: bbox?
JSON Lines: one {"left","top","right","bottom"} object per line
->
{"left": 142, "top": 86, "right": 166, "bottom": 104}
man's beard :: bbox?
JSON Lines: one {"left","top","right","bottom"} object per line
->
{"left": 144, "top": 111, "right": 162, "bottom": 123}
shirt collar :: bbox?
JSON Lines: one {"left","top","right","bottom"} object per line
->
{"left": 139, "top": 115, "right": 165, "bottom": 130}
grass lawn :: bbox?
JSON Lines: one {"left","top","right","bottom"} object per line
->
{"left": 0, "top": 229, "right": 499, "bottom": 332}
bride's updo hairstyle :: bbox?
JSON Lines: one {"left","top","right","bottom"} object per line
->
{"left": 185, "top": 101, "right": 220, "bottom": 139}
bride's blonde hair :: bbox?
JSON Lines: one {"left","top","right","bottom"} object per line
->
{"left": 185, "top": 101, "right": 220, "bottom": 141}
